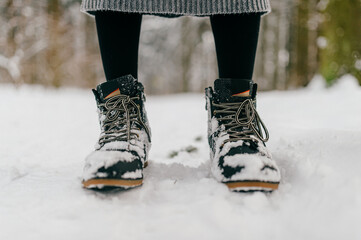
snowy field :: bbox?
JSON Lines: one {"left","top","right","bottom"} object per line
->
{"left": 1, "top": 75, "right": 361, "bottom": 240}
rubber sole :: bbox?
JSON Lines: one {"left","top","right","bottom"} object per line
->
{"left": 82, "top": 161, "right": 149, "bottom": 190}
{"left": 82, "top": 178, "right": 143, "bottom": 189}
{"left": 224, "top": 181, "right": 279, "bottom": 192}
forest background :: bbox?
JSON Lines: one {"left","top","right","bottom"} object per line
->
{"left": 0, "top": 0, "right": 360, "bottom": 94}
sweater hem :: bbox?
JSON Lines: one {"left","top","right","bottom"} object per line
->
{"left": 81, "top": 0, "right": 271, "bottom": 17}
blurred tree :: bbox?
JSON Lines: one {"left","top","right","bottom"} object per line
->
{"left": 288, "top": 0, "right": 319, "bottom": 88}
{"left": 4, "top": 0, "right": 16, "bottom": 57}
{"left": 180, "top": 17, "right": 210, "bottom": 93}
{"left": 255, "top": 0, "right": 293, "bottom": 90}
{"left": 47, "top": 0, "right": 64, "bottom": 87}
{"left": 320, "top": 0, "right": 361, "bottom": 85}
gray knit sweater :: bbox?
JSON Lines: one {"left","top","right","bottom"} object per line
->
{"left": 81, "top": 0, "right": 271, "bottom": 16}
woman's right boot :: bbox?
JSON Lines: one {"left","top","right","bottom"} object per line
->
{"left": 82, "top": 75, "right": 151, "bottom": 190}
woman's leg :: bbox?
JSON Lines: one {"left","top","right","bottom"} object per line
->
{"left": 95, "top": 11, "right": 142, "bottom": 80}
{"left": 207, "top": 13, "right": 281, "bottom": 192}
{"left": 83, "top": 12, "right": 150, "bottom": 190}
{"left": 210, "top": 13, "right": 261, "bottom": 80}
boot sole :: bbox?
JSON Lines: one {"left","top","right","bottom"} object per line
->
{"left": 82, "top": 178, "right": 143, "bottom": 189}
{"left": 82, "top": 161, "right": 149, "bottom": 190}
{"left": 224, "top": 181, "right": 279, "bottom": 192}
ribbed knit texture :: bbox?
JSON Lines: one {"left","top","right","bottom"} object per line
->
{"left": 81, "top": 0, "right": 271, "bottom": 16}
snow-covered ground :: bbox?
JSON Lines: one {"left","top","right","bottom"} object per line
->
{"left": 1, "top": 75, "right": 361, "bottom": 240}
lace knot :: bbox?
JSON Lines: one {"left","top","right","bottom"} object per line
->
{"left": 98, "top": 94, "right": 150, "bottom": 146}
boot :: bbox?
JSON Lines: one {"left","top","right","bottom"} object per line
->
{"left": 82, "top": 75, "right": 151, "bottom": 190}
{"left": 205, "top": 78, "right": 280, "bottom": 192}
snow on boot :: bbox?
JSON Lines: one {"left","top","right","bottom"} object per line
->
{"left": 205, "top": 78, "right": 280, "bottom": 192}
{"left": 82, "top": 75, "right": 151, "bottom": 190}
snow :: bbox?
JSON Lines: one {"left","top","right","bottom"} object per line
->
{"left": 0, "top": 75, "right": 361, "bottom": 240}
{"left": 83, "top": 150, "right": 137, "bottom": 181}
{"left": 307, "top": 74, "right": 327, "bottom": 90}
{"left": 210, "top": 135, "right": 280, "bottom": 183}
{"left": 330, "top": 74, "right": 360, "bottom": 91}
{"left": 121, "top": 169, "right": 142, "bottom": 179}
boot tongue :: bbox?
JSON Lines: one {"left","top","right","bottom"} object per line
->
{"left": 214, "top": 78, "right": 254, "bottom": 102}
{"left": 96, "top": 75, "right": 138, "bottom": 102}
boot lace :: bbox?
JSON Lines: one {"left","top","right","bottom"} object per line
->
{"left": 213, "top": 98, "right": 269, "bottom": 144}
{"left": 98, "top": 94, "right": 150, "bottom": 145}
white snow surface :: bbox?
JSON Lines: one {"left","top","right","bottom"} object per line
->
{"left": 1, "top": 77, "right": 361, "bottom": 240}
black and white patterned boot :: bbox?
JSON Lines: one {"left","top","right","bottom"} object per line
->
{"left": 82, "top": 75, "right": 151, "bottom": 190}
{"left": 205, "top": 78, "right": 280, "bottom": 192}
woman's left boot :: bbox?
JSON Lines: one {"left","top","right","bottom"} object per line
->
{"left": 205, "top": 78, "right": 281, "bottom": 192}
{"left": 82, "top": 75, "right": 151, "bottom": 190}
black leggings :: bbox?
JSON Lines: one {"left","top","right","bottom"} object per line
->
{"left": 95, "top": 12, "right": 261, "bottom": 81}
{"left": 95, "top": 12, "right": 142, "bottom": 80}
